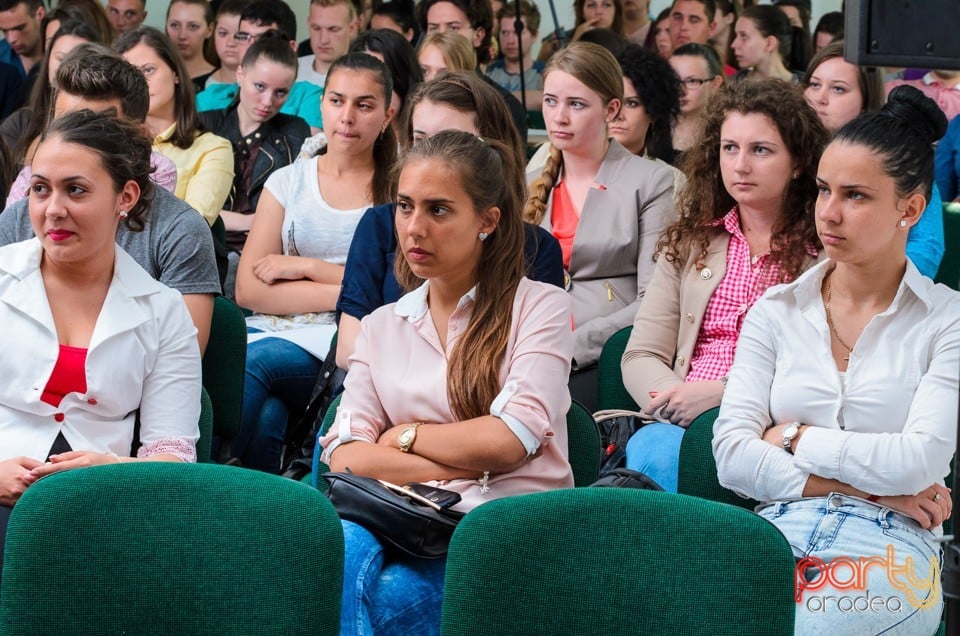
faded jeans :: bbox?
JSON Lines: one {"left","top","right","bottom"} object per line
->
{"left": 758, "top": 493, "right": 943, "bottom": 636}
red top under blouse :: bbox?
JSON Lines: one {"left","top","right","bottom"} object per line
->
{"left": 41, "top": 345, "right": 88, "bottom": 407}
{"left": 550, "top": 180, "right": 578, "bottom": 270}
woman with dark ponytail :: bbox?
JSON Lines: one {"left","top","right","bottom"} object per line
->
{"left": 320, "top": 130, "right": 573, "bottom": 634}
{"left": 715, "top": 85, "right": 960, "bottom": 634}
{"left": 231, "top": 53, "right": 397, "bottom": 473}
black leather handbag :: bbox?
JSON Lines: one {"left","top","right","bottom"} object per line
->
{"left": 323, "top": 471, "right": 465, "bottom": 559}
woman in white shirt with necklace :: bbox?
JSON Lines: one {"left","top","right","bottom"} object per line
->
{"left": 714, "top": 85, "right": 959, "bottom": 635}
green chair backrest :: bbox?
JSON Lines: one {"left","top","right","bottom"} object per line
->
{"left": 441, "top": 488, "right": 796, "bottom": 636}
{"left": 0, "top": 463, "right": 343, "bottom": 636}
{"left": 313, "top": 392, "right": 344, "bottom": 492}
{"left": 677, "top": 407, "right": 759, "bottom": 510}
{"left": 935, "top": 203, "right": 960, "bottom": 290}
{"left": 196, "top": 386, "right": 213, "bottom": 462}
{"left": 597, "top": 326, "right": 640, "bottom": 412}
{"left": 566, "top": 400, "right": 600, "bottom": 486}
{"left": 202, "top": 295, "right": 247, "bottom": 440}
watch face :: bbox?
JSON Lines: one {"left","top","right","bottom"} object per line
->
{"left": 399, "top": 429, "right": 414, "bottom": 446}
{"left": 784, "top": 424, "right": 799, "bottom": 438}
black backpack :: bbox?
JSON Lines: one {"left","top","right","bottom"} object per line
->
{"left": 594, "top": 410, "right": 652, "bottom": 478}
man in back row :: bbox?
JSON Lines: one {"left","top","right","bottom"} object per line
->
{"left": 0, "top": 45, "right": 220, "bottom": 352}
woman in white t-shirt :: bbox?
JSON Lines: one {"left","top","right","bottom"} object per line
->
{"left": 232, "top": 52, "right": 396, "bottom": 472}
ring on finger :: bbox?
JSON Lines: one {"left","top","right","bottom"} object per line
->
{"left": 935, "top": 493, "right": 943, "bottom": 501}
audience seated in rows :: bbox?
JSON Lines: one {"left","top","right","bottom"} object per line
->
{"left": 196, "top": 0, "right": 323, "bottom": 131}
{"left": 320, "top": 129, "right": 574, "bottom": 634}
{"left": 117, "top": 27, "right": 233, "bottom": 228}
{"left": 525, "top": 43, "right": 676, "bottom": 380}
{"left": 334, "top": 71, "right": 563, "bottom": 370}
{"left": 714, "top": 85, "right": 958, "bottom": 635}
{"left": 0, "top": 110, "right": 202, "bottom": 578}
{"left": 231, "top": 53, "right": 396, "bottom": 473}
{"left": 804, "top": 41, "right": 945, "bottom": 278}
{"left": 621, "top": 79, "right": 827, "bottom": 492}
{"left": 0, "top": 44, "right": 219, "bottom": 353}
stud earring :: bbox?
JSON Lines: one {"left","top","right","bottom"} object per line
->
{"left": 478, "top": 232, "right": 489, "bottom": 241}
{"left": 118, "top": 210, "right": 128, "bottom": 218}
{"left": 899, "top": 219, "right": 907, "bottom": 227}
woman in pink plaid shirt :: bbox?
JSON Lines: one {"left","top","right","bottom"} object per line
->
{"left": 619, "top": 79, "right": 827, "bottom": 492}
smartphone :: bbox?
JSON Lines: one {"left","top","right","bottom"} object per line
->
{"left": 402, "top": 483, "right": 462, "bottom": 509}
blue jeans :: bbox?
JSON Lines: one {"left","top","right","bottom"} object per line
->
{"left": 340, "top": 520, "right": 446, "bottom": 636}
{"left": 234, "top": 335, "right": 321, "bottom": 473}
{"left": 624, "top": 423, "right": 684, "bottom": 493}
{"left": 759, "top": 494, "right": 943, "bottom": 635}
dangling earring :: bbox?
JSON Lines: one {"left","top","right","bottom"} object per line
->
{"left": 118, "top": 210, "right": 128, "bottom": 219}
{"left": 478, "top": 232, "right": 489, "bottom": 241}
{"left": 898, "top": 219, "right": 907, "bottom": 227}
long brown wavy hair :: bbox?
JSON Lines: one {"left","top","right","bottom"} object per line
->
{"left": 394, "top": 131, "right": 525, "bottom": 421}
{"left": 523, "top": 42, "right": 623, "bottom": 225}
{"left": 659, "top": 78, "right": 827, "bottom": 281}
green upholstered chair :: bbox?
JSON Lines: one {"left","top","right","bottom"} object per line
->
{"left": 597, "top": 326, "right": 640, "bottom": 412}
{"left": 566, "top": 400, "right": 600, "bottom": 486}
{"left": 202, "top": 295, "right": 247, "bottom": 448}
{"left": 312, "top": 392, "right": 344, "bottom": 491}
{"left": 441, "top": 488, "right": 796, "bottom": 636}
{"left": 196, "top": 386, "right": 214, "bottom": 463}
{"left": 935, "top": 202, "right": 960, "bottom": 291}
{"left": 677, "top": 407, "right": 759, "bottom": 511}
{"left": 0, "top": 462, "right": 343, "bottom": 636}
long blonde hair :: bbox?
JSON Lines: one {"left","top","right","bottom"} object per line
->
{"left": 523, "top": 42, "right": 623, "bottom": 224}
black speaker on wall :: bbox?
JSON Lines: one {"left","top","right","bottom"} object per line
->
{"left": 845, "top": 0, "right": 960, "bottom": 69}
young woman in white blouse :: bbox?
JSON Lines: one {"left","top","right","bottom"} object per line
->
{"left": 232, "top": 53, "right": 396, "bottom": 472}
{"left": 713, "top": 86, "right": 959, "bottom": 634}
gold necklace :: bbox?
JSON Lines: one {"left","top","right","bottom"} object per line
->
{"left": 824, "top": 275, "right": 854, "bottom": 362}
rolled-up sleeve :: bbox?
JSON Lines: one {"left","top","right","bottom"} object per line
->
{"left": 491, "top": 283, "right": 573, "bottom": 454}
{"left": 713, "top": 301, "right": 810, "bottom": 501}
{"left": 138, "top": 290, "right": 202, "bottom": 462}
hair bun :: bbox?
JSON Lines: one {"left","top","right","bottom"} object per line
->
{"left": 883, "top": 85, "right": 948, "bottom": 145}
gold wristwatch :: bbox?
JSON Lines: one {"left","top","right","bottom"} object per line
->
{"left": 398, "top": 423, "right": 421, "bottom": 453}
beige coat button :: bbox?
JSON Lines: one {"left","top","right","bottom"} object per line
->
{"left": 685, "top": 313, "right": 695, "bottom": 323}
{"left": 700, "top": 268, "right": 712, "bottom": 280}
{"left": 677, "top": 356, "right": 685, "bottom": 366}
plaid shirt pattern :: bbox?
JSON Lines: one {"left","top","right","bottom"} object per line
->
{"left": 685, "top": 207, "right": 790, "bottom": 382}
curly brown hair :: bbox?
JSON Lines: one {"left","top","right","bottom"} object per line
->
{"left": 660, "top": 78, "right": 827, "bottom": 281}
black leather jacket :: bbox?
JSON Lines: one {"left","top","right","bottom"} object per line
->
{"left": 200, "top": 105, "right": 311, "bottom": 213}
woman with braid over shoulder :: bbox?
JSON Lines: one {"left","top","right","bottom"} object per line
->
{"left": 524, "top": 42, "right": 676, "bottom": 404}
